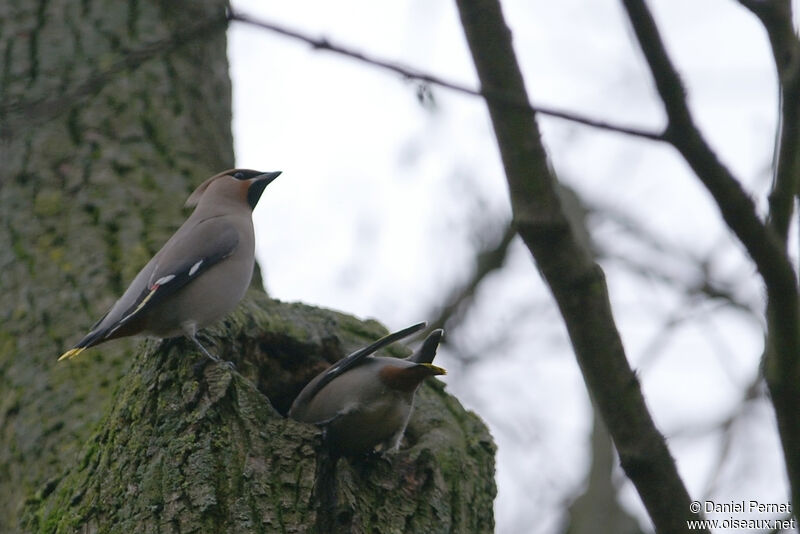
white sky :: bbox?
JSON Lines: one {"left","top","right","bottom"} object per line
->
{"left": 229, "top": 1, "right": 798, "bottom": 532}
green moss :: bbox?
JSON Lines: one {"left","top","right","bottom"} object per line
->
{"left": 23, "top": 295, "right": 495, "bottom": 533}
{"left": 0, "top": 329, "right": 17, "bottom": 358}
{"left": 33, "top": 190, "right": 64, "bottom": 217}
{"left": 1, "top": 2, "right": 239, "bottom": 530}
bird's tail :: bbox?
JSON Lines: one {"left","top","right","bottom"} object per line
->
{"left": 408, "top": 329, "right": 444, "bottom": 364}
{"left": 57, "top": 327, "right": 108, "bottom": 361}
{"left": 58, "top": 347, "right": 86, "bottom": 361}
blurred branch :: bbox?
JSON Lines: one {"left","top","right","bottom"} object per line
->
{"left": 701, "top": 375, "right": 764, "bottom": 498}
{"left": 592, "top": 202, "right": 759, "bottom": 317}
{"left": 669, "top": 375, "right": 764, "bottom": 441}
{"left": 634, "top": 305, "right": 708, "bottom": 371}
{"left": 454, "top": 0, "right": 706, "bottom": 532}
{"left": 598, "top": 195, "right": 765, "bottom": 497}
{"left": 446, "top": 300, "right": 560, "bottom": 366}
{"left": 620, "top": 0, "right": 800, "bottom": 513}
{"left": 668, "top": 373, "right": 766, "bottom": 504}
{"left": 227, "top": 10, "right": 665, "bottom": 141}
{"left": 563, "top": 405, "right": 644, "bottom": 534}
{"left": 613, "top": 252, "right": 755, "bottom": 317}
{"left": 737, "top": 0, "right": 800, "bottom": 241}
{"left": 425, "top": 223, "right": 516, "bottom": 338}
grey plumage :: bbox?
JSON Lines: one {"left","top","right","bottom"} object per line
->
{"left": 289, "top": 324, "right": 445, "bottom": 456}
{"left": 59, "top": 168, "right": 280, "bottom": 362}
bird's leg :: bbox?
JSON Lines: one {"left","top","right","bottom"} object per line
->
{"left": 182, "top": 323, "right": 235, "bottom": 370}
{"left": 385, "top": 428, "right": 405, "bottom": 453}
{"left": 189, "top": 334, "right": 220, "bottom": 362}
{"left": 188, "top": 334, "right": 237, "bottom": 370}
{"left": 387, "top": 413, "right": 412, "bottom": 452}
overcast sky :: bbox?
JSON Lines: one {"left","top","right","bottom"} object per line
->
{"left": 229, "top": 2, "right": 798, "bottom": 532}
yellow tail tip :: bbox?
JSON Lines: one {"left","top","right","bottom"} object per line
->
{"left": 421, "top": 363, "right": 447, "bottom": 376}
{"left": 58, "top": 347, "right": 86, "bottom": 361}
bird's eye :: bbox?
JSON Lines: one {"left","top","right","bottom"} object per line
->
{"left": 233, "top": 172, "right": 245, "bottom": 179}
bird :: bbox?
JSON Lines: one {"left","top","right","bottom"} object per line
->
{"left": 288, "top": 322, "right": 446, "bottom": 456}
{"left": 58, "top": 168, "right": 281, "bottom": 363}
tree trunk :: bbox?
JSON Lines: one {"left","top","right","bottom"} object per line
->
{"left": 1, "top": 0, "right": 233, "bottom": 528}
{"left": 0, "top": 1, "right": 495, "bottom": 531}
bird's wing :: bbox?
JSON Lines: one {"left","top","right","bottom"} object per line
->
{"left": 59, "top": 218, "right": 240, "bottom": 360}
{"left": 290, "top": 322, "right": 426, "bottom": 413}
{"left": 105, "top": 217, "right": 240, "bottom": 336}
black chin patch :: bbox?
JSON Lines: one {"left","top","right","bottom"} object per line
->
{"left": 247, "top": 180, "right": 270, "bottom": 209}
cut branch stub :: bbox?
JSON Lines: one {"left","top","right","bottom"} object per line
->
{"left": 23, "top": 293, "right": 495, "bottom": 534}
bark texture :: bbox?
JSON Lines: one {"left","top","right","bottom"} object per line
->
{"left": 0, "top": 0, "right": 496, "bottom": 531}
{"left": 22, "top": 293, "right": 495, "bottom": 533}
{"left": 0, "top": 0, "right": 233, "bottom": 529}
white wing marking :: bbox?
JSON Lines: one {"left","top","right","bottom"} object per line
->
{"left": 154, "top": 274, "right": 176, "bottom": 286}
{"left": 189, "top": 260, "right": 203, "bottom": 277}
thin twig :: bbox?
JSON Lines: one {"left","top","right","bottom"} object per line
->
{"left": 227, "top": 10, "right": 665, "bottom": 142}
{"left": 2, "top": 9, "right": 666, "bottom": 144}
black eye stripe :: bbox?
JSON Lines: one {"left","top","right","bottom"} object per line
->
{"left": 231, "top": 170, "right": 264, "bottom": 180}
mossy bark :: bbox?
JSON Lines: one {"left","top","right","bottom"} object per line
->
{"left": 22, "top": 294, "right": 496, "bottom": 533}
{"left": 1, "top": 0, "right": 233, "bottom": 529}
{"left": 1, "top": 0, "right": 496, "bottom": 531}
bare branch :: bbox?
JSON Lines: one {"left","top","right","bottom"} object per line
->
{"left": 620, "top": 0, "right": 800, "bottom": 513}
{"left": 227, "top": 10, "right": 665, "bottom": 142}
{"left": 564, "top": 405, "right": 646, "bottom": 534}
{"left": 737, "top": 0, "right": 800, "bottom": 241}
{"left": 454, "top": 0, "right": 706, "bottom": 532}
{"left": 619, "top": 0, "right": 796, "bottom": 293}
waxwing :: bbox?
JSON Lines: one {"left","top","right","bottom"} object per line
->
{"left": 289, "top": 323, "right": 445, "bottom": 456}
{"left": 58, "top": 168, "right": 281, "bottom": 363}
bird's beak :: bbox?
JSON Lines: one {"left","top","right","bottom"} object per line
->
{"left": 247, "top": 171, "right": 282, "bottom": 209}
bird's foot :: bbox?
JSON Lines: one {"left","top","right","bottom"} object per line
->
{"left": 187, "top": 334, "right": 236, "bottom": 371}
{"left": 192, "top": 355, "right": 236, "bottom": 377}
{"left": 218, "top": 358, "right": 236, "bottom": 371}
{"left": 204, "top": 353, "right": 237, "bottom": 370}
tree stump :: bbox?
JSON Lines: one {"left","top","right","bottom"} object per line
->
{"left": 23, "top": 293, "right": 496, "bottom": 533}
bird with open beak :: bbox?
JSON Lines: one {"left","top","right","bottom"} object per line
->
{"left": 58, "top": 168, "right": 281, "bottom": 364}
{"left": 289, "top": 323, "right": 446, "bottom": 456}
